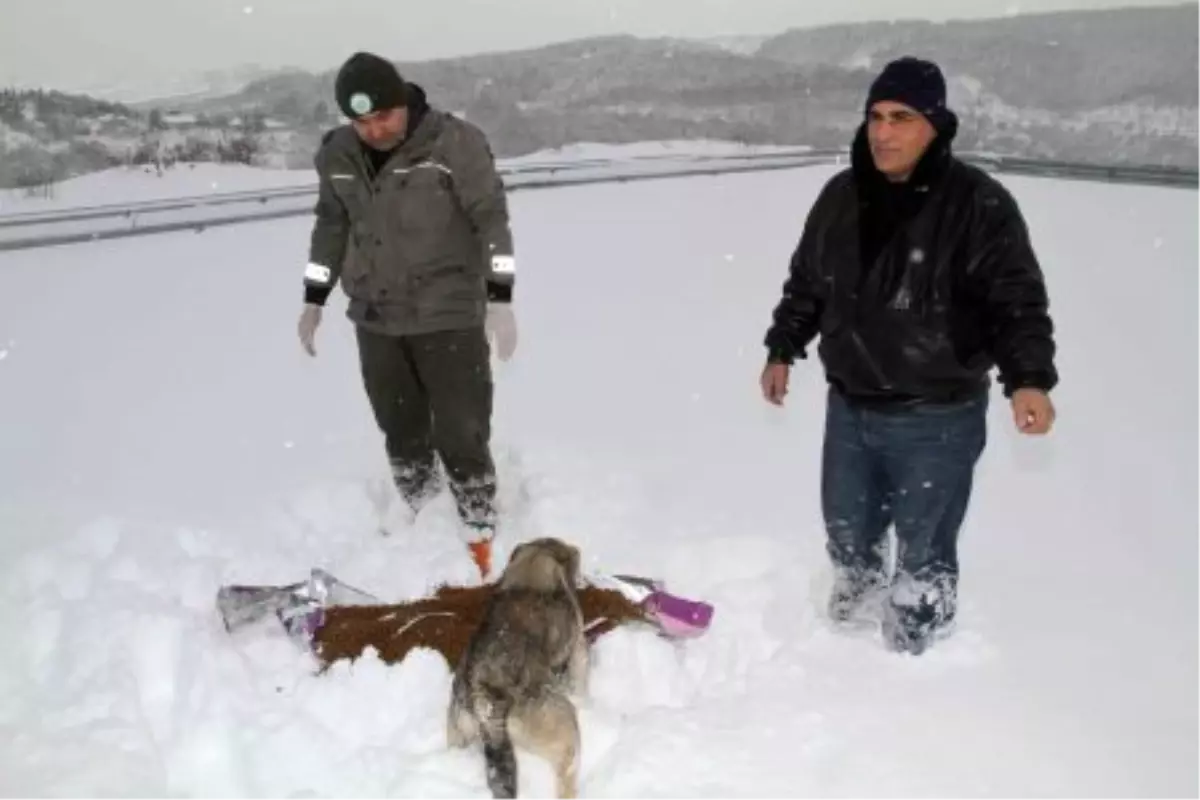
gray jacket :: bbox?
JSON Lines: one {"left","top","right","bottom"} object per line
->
{"left": 304, "top": 104, "right": 514, "bottom": 335}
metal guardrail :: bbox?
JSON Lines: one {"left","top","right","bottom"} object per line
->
{"left": 0, "top": 146, "right": 836, "bottom": 231}
{"left": 960, "top": 154, "right": 1199, "bottom": 188}
{"left": 0, "top": 150, "right": 1194, "bottom": 254}
{"left": 0, "top": 151, "right": 839, "bottom": 253}
{"left": 0, "top": 184, "right": 317, "bottom": 229}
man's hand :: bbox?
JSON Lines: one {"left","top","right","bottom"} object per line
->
{"left": 761, "top": 361, "right": 791, "bottom": 406}
{"left": 486, "top": 303, "right": 517, "bottom": 361}
{"left": 298, "top": 304, "right": 322, "bottom": 356}
{"left": 1011, "top": 387, "right": 1055, "bottom": 434}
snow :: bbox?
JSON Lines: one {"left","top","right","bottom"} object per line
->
{"left": 0, "top": 145, "right": 834, "bottom": 251}
{"left": 0, "top": 140, "right": 817, "bottom": 217}
{"left": 0, "top": 162, "right": 318, "bottom": 214}
{"left": 503, "top": 139, "right": 811, "bottom": 167}
{"left": 0, "top": 162, "right": 1196, "bottom": 797}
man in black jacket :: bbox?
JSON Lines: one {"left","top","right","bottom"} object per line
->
{"left": 760, "top": 57, "right": 1058, "bottom": 654}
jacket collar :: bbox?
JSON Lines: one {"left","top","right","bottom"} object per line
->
{"left": 403, "top": 82, "right": 430, "bottom": 139}
{"left": 326, "top": 86, "right": 442, "bottom": 180}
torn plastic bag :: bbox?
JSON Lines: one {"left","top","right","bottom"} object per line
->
{"left": 586, "top": 573, "right": 714, "bottom": 638}
{"left": 216, "top": 568, "right": 380, "bottom": 646}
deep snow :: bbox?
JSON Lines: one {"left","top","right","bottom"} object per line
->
{"left": 0, "top": 161, "right": 1195, "bottom": 797}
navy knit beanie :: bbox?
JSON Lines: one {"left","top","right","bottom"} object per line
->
{"left": 334, "top": 52, "right": 408, "bottom": 119}
{"left": 865, "top": 56, "right": 955, "bottom": 132}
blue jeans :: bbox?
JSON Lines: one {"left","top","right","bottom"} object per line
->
{"left": 821, "top": 387, "right": 988, "bottom": 642}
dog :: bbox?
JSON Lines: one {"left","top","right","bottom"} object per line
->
{"left": 446, "top": 537, "right": 589, "bottom": 798}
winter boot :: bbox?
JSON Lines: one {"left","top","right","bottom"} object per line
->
{"left": 882, "top": 601, "right": 943, "bottom": 655}
{"left": 881, "top": 573, "right": 956, "bottom": 655}
{"left": 827, "top": 567, "right": 886, "bottom": 624}
{"left": 371, "top": 460, "right": 444, "bottom": 536}
{"left": 390, "top": 459, "right": 442, "bottom": 509}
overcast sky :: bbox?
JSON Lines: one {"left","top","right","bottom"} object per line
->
{"left": 0, "top": 0, "right": 1184, "bottom": 96}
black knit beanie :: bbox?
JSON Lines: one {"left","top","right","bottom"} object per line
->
{"left": 865, "top": 56, "right": 956, "bottom": 133}
{"left": 334, "top": 51, "right": 408, "bottom": 119}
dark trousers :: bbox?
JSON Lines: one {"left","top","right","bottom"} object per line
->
{"left": 355, "top": 324, "right": 496, "bottom": 528}
{"left": 821, "top": 387, "right": 987, "bottom": 636}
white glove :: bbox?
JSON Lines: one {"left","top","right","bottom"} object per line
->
{"left": 298, "top": 304, "right": 322, "bottom": 356}
{"left": 485, "top": 303, "right": 517, "bottom": 361}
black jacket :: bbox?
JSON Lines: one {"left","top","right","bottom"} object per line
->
{"left": 764, "top": 122, "right": 1057, "bottom": 403}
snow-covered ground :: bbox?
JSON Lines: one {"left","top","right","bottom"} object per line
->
{"left": 0, "top": 140, "right": 818, "bottom": 217}
{"left": 0, "top": 163, "right": 1195, "bottom": 797}
{"left": 0, "top": 144, "right": 836, "bottom": 253}
{"left": 500, "top": 139, "right": 812, "bottom": 168}
{"left": 0, "top": 162, "right": 320, "bottom": 215}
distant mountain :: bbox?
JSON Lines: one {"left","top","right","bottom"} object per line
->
{"left": 755, "top": 4, "right": 1198, "bottom": 111}
{"left": 699, "top": 34, "right": 772, "bottom": 56}
{"left": 163, "top": 34, "right": 877, "bottom": 164}
{"left": 184, "top": 3, "right": 1197, "bottom": 166}
{"left": 1, "top": 3, "right": 1195, "bottom": 188}
{"left": 0, "top": 88, "right": 269, "bottom": 190}
{"left": 62, "top": 65, "right": 298, "bottom": 107}
{"left": 752, "top": 2, "right": 1199, "bottom": 164}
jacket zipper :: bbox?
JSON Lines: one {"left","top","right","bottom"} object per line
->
{"left": 850, "top": 330, "right": 892, "bottom": 390}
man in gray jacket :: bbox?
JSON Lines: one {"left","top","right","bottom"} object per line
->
{"left": 296, "top": 51, "right": 517, "bottom": 578}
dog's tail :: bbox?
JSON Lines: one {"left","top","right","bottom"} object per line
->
{"left": 476, "top": 686, "right": 517, "bottom": 798}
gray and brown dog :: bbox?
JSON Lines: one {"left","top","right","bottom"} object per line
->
{"left": 447, "top": 537, "right": 589, "bottom": 798}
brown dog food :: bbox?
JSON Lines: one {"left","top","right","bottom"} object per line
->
{"left": 313, "top": 584, "right": 649, "bottom": 671}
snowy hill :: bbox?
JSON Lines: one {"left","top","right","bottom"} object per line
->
{"left": 753, "top": 3, "right": 1199, "bottom": 165}
{"left": 756, "top": 3, "right": 1198, "bottom": 110}
{"left": 2, "top": 4, "right": 1195, "bottom": 189}
{"left": 193, "top": 3, "right": 1196, "bottom": 166}
{"left": 0, "top": 162, "right": 1195, "bottom": 796}
{"left": 0, "top": 88, "right": 277, "bottom": 191}
{"left": 105, "top": 65, "right": 298, "bottom": 107}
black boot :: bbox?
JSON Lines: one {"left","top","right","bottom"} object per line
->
{"left": 882, "top": 572, "right": 957, "bottom": 654}
{"left": 828, "top": 567, "right": 887, "bottom": 624}
{"left": 389, "top": 457, "right": 442, "bottom": 516}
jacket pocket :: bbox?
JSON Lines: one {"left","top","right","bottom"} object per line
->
{"left": 418, "top": 264, "right": 484, "bottom": 321}
{"left": 389, "top": 164, "right": 457, "bottom": 232}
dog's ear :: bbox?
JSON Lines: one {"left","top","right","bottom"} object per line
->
{"left": 564, "top": 543, "right": 581, "bottom": 588}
